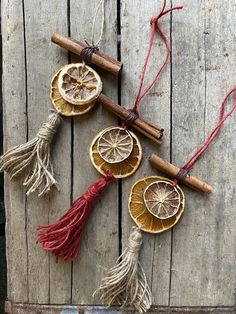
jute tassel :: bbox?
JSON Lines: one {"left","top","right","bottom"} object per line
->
{"left": 0, "top": 112, "right": 62, "bottom": 196}
{"left": 96, "top": 227, "right": 152, "bottom": 313}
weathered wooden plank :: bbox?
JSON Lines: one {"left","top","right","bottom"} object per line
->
{"left": 5, "top": 301, "right": 236, "bottom": 314}
{"left": 121, "top": 0, "right": 172, "bottom": 305}
{"left": 170, "top": 0, "right": 236, "bottom": 306}
{"left": 3, "top": 0, "right": 236, "bottom": 307}
{"left": 70, "top": 0, "right": 119, "bottom": 304}
{"left": 23, "top": 0, "right": 70, "bottom": 303}
{"left": 2, "top": 0, "right": 28, "bottom": 302}
{"left": 0, "top": 236, "right": 7, "bottom": 313}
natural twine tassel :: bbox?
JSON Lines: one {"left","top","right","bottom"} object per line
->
{"left": 95, "top": 227, "right": 152, "bottom": 313}
{"left": 0, "top": 112, "right": 61, "bottom": 196}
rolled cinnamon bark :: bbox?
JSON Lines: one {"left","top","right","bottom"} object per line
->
{"left": 149, "top": 154, "right": 213, "bottom": 193}
{"left": 51, "top": 32, "right": 122, "bottom": 76}
{"left": 98, "top": 94, "right": 163, "bottom": 145}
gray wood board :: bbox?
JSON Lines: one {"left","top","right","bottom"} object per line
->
{"left": 170, "top": 0, "right": 236, "bottom": 306}
{"left": 70, "top": 0, "right": 119, "bottom": 304}
{"left": 2, "top": 0, "right": 28, "bottom": 302}
{"left": 120, "top": 0, "right": 172, "bottom": 306}
{"left": 2, "top": 0, "right": 236, "bottom": 308}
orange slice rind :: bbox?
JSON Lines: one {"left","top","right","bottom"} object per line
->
{"left": 58, "top": 63, "right": 102, "bottom": 105}
{"left": 97, "top": 127, "right": 134, "bottom": 164}
{"left": 50, "top": 66, "right": 96, "bottom": 116}
{"left": 90, "top": 127, "right": 142, "bottom": 179}
{"left": 129, "top": 176, "right": 185, "bottom": 234}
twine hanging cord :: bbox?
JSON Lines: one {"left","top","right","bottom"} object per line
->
{"left": 80, "top": 0, "right": 105, "bottom": 63}
{"left": 123, "top": 1, "right": 183, "bottom": 129}
{"left": 174, "top": 87, "right": 236, "bottom": 184}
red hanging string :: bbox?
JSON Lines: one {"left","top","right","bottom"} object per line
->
{"left": 38, "top": 170, "right": 113, "bottom": 261}
{"left": 179, "top": 86, "right": 236, "bottom": 175}
{"left": 132, "top": 0, "right": 183, "bottom": 114}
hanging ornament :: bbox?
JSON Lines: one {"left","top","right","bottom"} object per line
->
{"left": 51, "top": 63, "right": 102, "bottom": 116}
{"left": 90, "top": 126, "right": 142, "bottom": 178}
{"left": 97, "top": 83, "right": 236, "bottom": 312}
{"left": 37, "top": 0, "right": 181, "bottom": 262}
{"left": 0, "top": 0, "right": 122, "bottom": 196}
{"left": 129, "top": 176, "right": 185, "bottom": 233}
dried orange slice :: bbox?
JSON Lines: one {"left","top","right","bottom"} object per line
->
{"left": 98, "top": 127, "right": 133, "bottom": 164}
{"left": 58, "top": 63, "right": 102, "bottom": 105}
{"left": 50, "top": 66, "right": 96, "bottom": 116}
{"left": 144, "top": 181, "right": 181, "bottom": 219}
{"left": 90, "top": 127, "right": 142, "bottom": 179}
{"left": 129, "top": 176, "right": 185, "bottom": 234}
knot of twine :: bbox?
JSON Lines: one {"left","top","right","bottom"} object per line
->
{"left": 81, "top": 40, "right": 99, "bottom": 63}
{"left": 176, "top": 167, "right": 190, "bottom": 182}
{"left": 150, "top": 16, "right": 158, "bottom": 25}
{"left": 102, "top": 167, "right": 114, "bottom": 181}
{"left": 83, "top": 170, "right": 113, "bottom": 202}
{"left": 127, "top": 227, "right": 142, "bottom": 254}
{"left": 36, "top": 113, "right": 61, "bottom": 143}
{"left": 123, "top": 109, "right": 139, "bottom": 129}
{"left": 175, "top": 87, "right": 236, "bottom": 184}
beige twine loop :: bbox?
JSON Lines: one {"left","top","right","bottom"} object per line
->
{"left": 95, "top": 227, "right": 152, "bottom": 313}
{"left": 0, "top": 112, "right": 61, "bottom": 196}
{"left": 91, "top": 0, "right": 105, "bottom": 47}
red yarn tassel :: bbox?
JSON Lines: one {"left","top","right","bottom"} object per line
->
{"left": 37, "top": 171, "right": 113, "bottom": 262}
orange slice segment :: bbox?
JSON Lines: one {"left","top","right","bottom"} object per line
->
{"left": 50, "top": 66, "right": 96, "bottom": 116}
{"left": 98, "top": 127, "right": 133, "bottom": 164}
{"left": 144, "top": 181, "right": 181, "bottom": 219}
{"left": 90, "top": 127, "right": 142, "bottom": 179}
{"left": 58, "top": 63, "right": 102, "bottom": 105}
{"left": 129, "top": 176, "right": 185, "bottom": 233}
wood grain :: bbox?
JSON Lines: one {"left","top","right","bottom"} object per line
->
{"left": 70, "top": 0, "right": 119, "bottom": 304}
{"left": 2, "top": 0, "right": 28, "bottom": 303}
{"left": 2, "top": 0, "right": 236, "bottom": 308}
{"left": 121, "top": 0, "right": 172, "bottom": 305}
{"left": 4, "top": 301, "right": 236, "bottom": 314}
{"left": 170, "top": 0, "right": 236, "bottom": 306}
{"left": 23, "top": 0, "right": 70, "bottom": 304}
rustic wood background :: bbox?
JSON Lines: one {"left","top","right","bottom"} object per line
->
{"left": 2, "top": 0, "right": 236, "bottom": 311}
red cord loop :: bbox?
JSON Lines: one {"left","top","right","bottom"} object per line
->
{"left": 178, "top": 87, "right": 236, "bottom": 179}
{"left": 131, "top": 1, "right": 183, "bottom": 115}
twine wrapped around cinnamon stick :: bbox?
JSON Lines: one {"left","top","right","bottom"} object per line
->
{"left": 98, "top": 94, "right": 163, "bottom": 145}
{"left": 149, "top": 154, "right": 213, "bottom": 194}
{"left": 51, "top": 33, "right": 123, "bottom": 76}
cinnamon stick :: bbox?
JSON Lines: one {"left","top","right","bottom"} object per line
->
{"left": 149, "top": 154, "right": 213, "bottom": 194}
{"left": 98, "top": 94, "right": 163, "bottom": 145}
{"left": 51, "top": 33, "right": 122, "bottom": 76}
